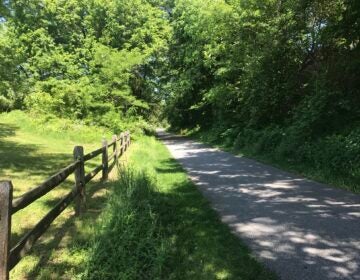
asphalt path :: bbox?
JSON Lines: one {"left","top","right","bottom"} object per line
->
{"left": 158, "top": 130, "right": 360, "bottom": 280}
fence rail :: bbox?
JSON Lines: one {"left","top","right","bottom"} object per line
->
{"left": 0, "top": 131, "right": 131, "bottom": 280}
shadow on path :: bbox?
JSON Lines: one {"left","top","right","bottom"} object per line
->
{"left": 158, "top": 131, "right": 360, "bottom": 280}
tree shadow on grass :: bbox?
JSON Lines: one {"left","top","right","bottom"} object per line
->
{"left": 154, "top": 160, "right": 274, "bottom": 280}
{"left": 155, "top": 158, "right": 184, "bottom": 174}
{"left": 10, "top": 179, "right": 114, "bottom": 279}
{"left": 0, "top": 123, "right": 72, "bottom": 189}
{"left": 0, "top": 123, "right": 17, "bottom": 138}
{"left": 0, "top": 122, "right": 114, "bottom": 278}
{"left": 0, "top": 122, "right": 103, "bottom": 197}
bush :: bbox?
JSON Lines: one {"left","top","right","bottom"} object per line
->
{"left": 305, "top": 131, "right": 360, "bottom": 176}
{"left": 0, "top": 95, "right": 13, "bottom": 112}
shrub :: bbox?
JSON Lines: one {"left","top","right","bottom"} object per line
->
{"left": 0, "top": 95, "right": 13, "bottom": 112}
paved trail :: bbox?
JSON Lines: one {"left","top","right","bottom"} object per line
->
{"left": 158, "top": 131, "right": 360, "bottom": 280}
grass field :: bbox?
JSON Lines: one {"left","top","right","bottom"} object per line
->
{"left": 0, "top": 111, "right": 115, "bottom": 279}
{"left": 1, "top": 111, "right": 274, "bottom": 279}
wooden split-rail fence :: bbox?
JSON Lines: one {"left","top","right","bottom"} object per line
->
{"left": 0, "top": 131, "right": 131, "bottom": 280}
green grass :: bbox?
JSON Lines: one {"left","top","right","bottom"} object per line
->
{"left": 80, "top": 136, "right": 275, "bottom": 280}
{"left": 1, "top": 111, "right": 274, "bottom": 279}
{"left": 0, "top": 111, "right": 115, "bottom": 279}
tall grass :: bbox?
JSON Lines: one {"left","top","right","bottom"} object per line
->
{"left": 82, "top": 169, "right": 168, "bottom": 280}
{"left": 80, "top": 137, "right": 275, "bottom": 280}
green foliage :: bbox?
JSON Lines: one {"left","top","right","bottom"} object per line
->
{"left": 232, "top": 125, "right": 360, "bottom": 192}
{"left": 165, "top": 0, "right": 360, "bottom": 129}
{"left": 0, "top": 0, "right": 171, "bottom": 133}
{"left": 163, "top": 0, "right": 360, "bottom": 191}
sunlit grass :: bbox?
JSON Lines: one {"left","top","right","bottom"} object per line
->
{"left": 0, "top": 111, "right": 114, "bottom": 279}
{"left": 80, "top": 136, "right": 276, "bottom": 279}
{"left": 1, "top": 111, "right": 274, "bottom": 279}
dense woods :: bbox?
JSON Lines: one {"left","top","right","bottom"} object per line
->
{"left": 1, "top": 0, "right": 359, "bottom": 187}
{"left": 162, "top": 0, "right": 360, "bottom": 189}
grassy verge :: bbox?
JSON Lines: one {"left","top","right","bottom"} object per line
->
{"left": 0, "top": 111, "right": 114, "bottom": 279}
{"left": 186, "top": 129, "right": 360, "bottom": 194}
{"left": 80, "top": 136, "right": 275, "bottom": 279}
{"left": 1, "top": 110, "right": 274, "bottom": 279}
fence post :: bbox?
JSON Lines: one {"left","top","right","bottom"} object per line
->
{"left": 73, "top": 146, "right": 85, "bottom": 216}
{"left": 102, "top": 139, "right": 108, "bottom": 180}
{"left": 119, "top": 133, "right": 124, "bottom": 156}
{"left": 124, "top": 133, "right": 128, "bottom": 151}
{"left": 0, "top": 181, "right": 12, "bottom": 280}
{"left": 112, "top": 135, "right": 118, "bottom": 162}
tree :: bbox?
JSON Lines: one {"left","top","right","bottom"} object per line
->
{"left": 0, "top": 0, "right": 171, "bottom": 132}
